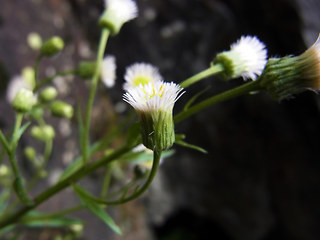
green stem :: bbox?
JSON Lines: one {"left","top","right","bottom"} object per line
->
{"left": 175, "top": 80, "right": 261, "bottom": 123}
{"left": 19, "top": 205, "right": 84, "bottom": 223}
{"left": 180, "top": 64, "right": 224, "bottom": 88}
{"left": 9, "top": 113, "right": 24, "bottom": 177}
{"left": 34, "top": 69, "right": 76, "bottom": 91}
{"left": 89, "top": 150, "right": 162, "bottom": 205}
{"left": 0, "top": 145, "right": 131, "bottom": 229}
{"left": 82, "top": 29, "right": 110, "bottom": 165}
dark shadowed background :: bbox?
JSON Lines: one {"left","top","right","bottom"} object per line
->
{"left": 0, "top": 0, "right": 320, "bottom": 240}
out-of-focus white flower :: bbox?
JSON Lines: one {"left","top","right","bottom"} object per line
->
{"left": 123, "top": 63, "right": 163, "bottom": 91}
{"left": 101, "top": 55, "right": 116, "bottom": 88}
{"left": 214, "top": 35, "right": 267, "bottom": 80}
{"left": 100, "top": 0, "right": 138, "bottom": 35}
{"left": 123, "top": 81, "right": 184, "bottom": 151}
{"left": 6, "top": 75, "right": 33, "bottom": 103}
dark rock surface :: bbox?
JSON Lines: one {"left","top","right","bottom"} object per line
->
{"left": 0, "top": 0, "right": 320, "bottom": 240}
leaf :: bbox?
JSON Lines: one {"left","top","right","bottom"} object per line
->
{"left": 58, "top": 156, "right": 83, "bottom": 181}
{"left": 13, "top": 177, "right": 34, "bottom": 206}
{"left": 175, "top": 139, "right": 207, "bottom": 154}
{"left": 73, "top": 184, "right": 122, "bottom": 235}
{"left": 0, "top": 225, "right": 15, "bottom": 237}
{"left": 183, "top": 87, "right": 210, "bottom": 111}
{"left": 12, "top": 122, "right": 30, "bottom": 148}
{"left": 0, "top": 189, "right": 10, "bottom": 214}
{"left": 0, "top": 130, "right": 10, "bottom": 154}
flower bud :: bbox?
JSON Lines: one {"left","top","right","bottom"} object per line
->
{"left": 24, "top": 146, "right": 36, "bottom": 161}
{"left": 12, "top": 88, "right": 35, "bottom": 112}
{"left": 259, "top": 35, "right": 320, "bottom": 100}
{"left": 30, "top": 125, "right": 55, "bottom": 141}
{"left": 99, "top": 0, "right": 138, "bottom": 35}
{"left": 50, "top": 100, "right": 73, "bottom": 118}
{"left": 27, "top": 32, "right": 43, "bottom": 50}
{"left": 39, "top": 86, "right": 58, "bottom": 102}
{"left": 40, "top": 36, "right": 64, "bottom": 57}
{"left": 75, "top": 61, "right": 96, "bottom": 79}
{"left": 22, "top": 67, "right": 36, "bottom": 90}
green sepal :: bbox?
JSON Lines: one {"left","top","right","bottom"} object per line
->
{"left": 73, "top": 184, "right": 122, "bottom": 235}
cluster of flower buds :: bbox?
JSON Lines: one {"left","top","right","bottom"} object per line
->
{"left": 123, "top": 63, "right": 184, "bottom": 151}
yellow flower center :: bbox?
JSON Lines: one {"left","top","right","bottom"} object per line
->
{"left": 134, "top": 76, "right": 151, "bottom": 86}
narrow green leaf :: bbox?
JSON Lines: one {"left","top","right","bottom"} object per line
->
{"left": 13, "top": 177, "right": 34, "bottom": 206}
{"left": 183, "top": 87, "right": 210, "bottom": 111}
{"left": 58, "top": 156, "right": 83, "bottom": 181}
{"left": 21, "top": 217, "right": 82, "bottom": 227}
{"left": 175, "top": 139, "right": 207, "bottom": 154}
{"left": 12, "top": 122, "right": 31, "bottom": 148}
{"left": 0, "top": 225, "right": 15, "bottom": 236}
{"left": 73, "top": 184, "right": 122, "bottom": 235}
{"left": 0, "top": 189, "right": 11, "bottom": 214}
{"left": 0, "top": 130, "right": 11, "bottom": 154}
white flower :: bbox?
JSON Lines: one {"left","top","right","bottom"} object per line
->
{"left": 123, "top": 81, "right": 184, "bottom": 113}
{"left": 214, "top": 35, "right": 267, "bottom": 80}
{"left": 101, "top": 55, "right": 116, "bottom": 88}
{"left": 6, "top": 75, "right": 33, "bottom": 103}
{"left": 123, "top": 81, "right": 184, "bottom": 150}
{"left": 230, "top": 36, "right": 267, "bottom": 80}
{"left": 123, "top": 63, "right": 163, "bottom": 91}
{"left": 101, "top": 0, "right": 138, "bottom": 34}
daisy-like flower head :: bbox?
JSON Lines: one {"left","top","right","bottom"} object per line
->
{"left": 100, "top": 0, "right": 138, "bottom": 35}
{"left": 214, "top": 35, "right": 267, "bottom": 80}
{"left": 123, "top": 63, "right": 163, "bottom": 91}
{"left": 259, "top": 34, "right": 320, "bottom": 100}
{"left": 123, "top": 81, "right": 184, "bottom": 151}
{"left": 101, "top": 55, "right": 116, "bottom": 88}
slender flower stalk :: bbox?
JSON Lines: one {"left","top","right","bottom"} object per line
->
{"left": 82, "top": 29, "right": 110, "bottom": 165}
{"left": 123, "top": 63, "right": 163, "bottom": 90}
{"left": 124, "top": 81, "right": 184, "bottom": 151}
{"left": 214, "top": 35, "right": 267, "bottom": 80}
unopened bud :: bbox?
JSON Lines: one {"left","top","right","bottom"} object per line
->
{"left": 30, "top": 125, "right": 55, "bottom": 141}
{"left": 50, "top": 100, "right": 73, "bottom": 118}
{"left": 22, "top": 67, "right": 36, "bottom": 90}
{"left": 41, "top": 36, "right": 64, "bottom": 57}
{"left": 39, "top": 86, "right": 58, "bottom": 102}
{"left": 24, "top": 146, "right": 36, "bottom": 161}
{"left": 75, "top": 61, "right": 96, "bottom": 79}
{"left": 27, "top": 32, "right": 43, "bottom": 50}
{"left": 12, "top": 88, "right": 35, "bottom": 112}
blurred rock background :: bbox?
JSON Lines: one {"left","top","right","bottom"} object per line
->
{"left": 0, "top": 0, "right": 320, "bottom": 240}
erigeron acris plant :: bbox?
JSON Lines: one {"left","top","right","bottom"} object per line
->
{"left": 0, "top": 0, "right": 319, "bottom": 238}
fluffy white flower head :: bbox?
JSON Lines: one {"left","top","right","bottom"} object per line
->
{"left": 101, "top": 55, "right": 116, "bottom": 88}
{"left": 123, "top": 81, "right": 184, "bottom": 113}
{"left": 104, "top": 0, "right": 138, "bottom": 24}
{"left": 123, "top": 63, "right": 163, "bottom": 91}
{"left": 230, "top": 36, "right": 267, "bottom": 80}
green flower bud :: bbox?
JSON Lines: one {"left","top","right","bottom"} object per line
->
{"left": 40, "top": 36, "right": 64, "bottom": 57}
{"left": 22, "top": 67, "right": 36, "bottom": 90}
{"left": 50, "top": 100, "right": 73, "bottom": 119}
{"left": 39, "top": 86, "right": 58, "bottom": 102}
{"left": 259, "top": 36, "right": 320, "bottom": 100}
{"left": 27, "top": 32, "right": 43, "bottom": 50}
{"left": 75, "top": 61, "right": 96, "bottom": 79}
{"left": 24, "top": 146, "right": 36, "bottom": 160}
{"left": 30, "top": 125, "right": 55, "bottom": 141}
{"left": 12, "top": 88, "right": 35, "bottom": 112}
